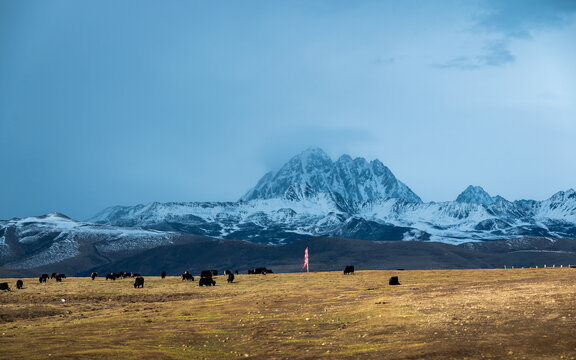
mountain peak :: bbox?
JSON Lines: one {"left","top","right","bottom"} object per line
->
{"left": 297, "top": 147, "right": 330, "bottom": 158}
{"left": 240, "top": 148, "right": 422, "bottom": 203}
{"left": 548, "top": 188, "right": 576, "bottom": 202}
{"left": 456, "top": 185, "right": 496, "bottom": 205}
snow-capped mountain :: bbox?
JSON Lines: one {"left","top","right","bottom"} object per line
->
{"left": 0, "top": 213, "right": 176, "bottom": 270}
{"left": 2, "top": 149, "right": 576, "bottom": 274}
{"left": 241, "top": 148, "right": 422, "bottom": 203}
{"left": 87, "top": 148, "right": 576, "bottom": 245}
{"left": 456, "top": 185, "right": 504, "bottom": 205}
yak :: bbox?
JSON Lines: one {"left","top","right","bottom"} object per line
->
{"left": 389, "top": 276, "right": 401, "bottom": 285}
{"left": 200, "top": 270, "right": 215, "bottom": 286}
{"left": 181, "top": 271, "right": 194, "bottom": 281}
{"left": 0, "top": 282, "right": 10, "bottom": 291}
{"left": 161, "top": 271, "right": 166, "bottom": 279}
{"left": 134, "top": 277, "right": 144, "bottom": 288}
{"left": 344, "top": 266, "right": 355, "bottom": 275}
{"left": 16, "top": 280, "right": 23, "bottom": 289}
{"left": 91, "top": 272, "right": 98, "bottom": 280}
{"left": 106, "top": 273, "right": 117, "bottom": 281}
{"left": 250, "top": 267, "right": 271, "bottom": 275}
{"left": 199, "top": 277, "right": 216, "bottom": 286}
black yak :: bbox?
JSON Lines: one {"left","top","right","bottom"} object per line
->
{"left": 181, "top": 271, "right": 194, "bottom": 281}
{"left": 200, "top": 270, "right": 215, "bottom": 286}
{"left": 344, "top": 266, "right": 355, "bottom": 275}
{"left": 106, "top": 273, "right": 117, "bottom": 281}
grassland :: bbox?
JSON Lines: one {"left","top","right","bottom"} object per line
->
{"left": 2, "top": 269, "right": 576, "bottom": 359}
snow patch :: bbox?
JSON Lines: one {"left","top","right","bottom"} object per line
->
{"left": 4, "top": 234, "right": 80, "bottom": 269}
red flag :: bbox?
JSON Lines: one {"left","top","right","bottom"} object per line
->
{"left": 302, "top": 247, "right": 309, "bottom": 272}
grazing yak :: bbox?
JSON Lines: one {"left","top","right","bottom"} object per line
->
{"left": 0, "top": 282, "right": 10, "bottom": 291}
{"left": 16, "top": 280, "right": 23, "bottom": 289}
{"left": 51, "top": 273, "right": 66, "bottom": 281}
{"left": 161, "top": 271, "right": 166, "bottom": 279}
{"left": 227, "top": 272, "right": 235, "bottom": 283}
{"left": 389, "top": 276, "right": 401, "bottom": 285}
{"left": 134, "top": 277, "right": 144, "bottom": 288}
{"left": 181, "top": 271, "right": 194, "bottom": 281}
{"left": 249, "top": 267, "right": 272, "bottom": 275}
{"left": 39, "top": 275, "right": 47, "bottom": 283}
{"left": 106, "top": 273, "right": 117, "bottom": 281}
{"left": 91, "top": 272, "right": 98, "bottom": 280}
{"left": 199, "top": 277, "right": 216, "bottom": 286}
{"left": 343, "top": 266, "right": 355, "bottom": 275}
{"left": 199, "top": 270, "right": 216, "bottom": 286}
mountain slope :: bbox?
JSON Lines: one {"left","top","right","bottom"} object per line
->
{"left": 0, "top": 213, "right": 177, "bottom": 273}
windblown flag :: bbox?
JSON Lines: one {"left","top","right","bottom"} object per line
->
{"left": 302, "top": 247, "right": 309, "bottom": 272}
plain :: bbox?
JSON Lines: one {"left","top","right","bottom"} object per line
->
{"left": 1, "top": 269, "right": 576, "bottom": 359}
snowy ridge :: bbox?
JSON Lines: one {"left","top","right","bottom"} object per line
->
{"left": 89, "top": 187, "right": 576, "bottom": 245}
{"left": 88, "top": 148, "right": 576, "bottom": 245}
{"left": 0, "top": 213, "right": 177, "bottom": 269}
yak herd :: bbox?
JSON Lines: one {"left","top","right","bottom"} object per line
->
{"left": 1, "top": 265, "right": 402, "bottom": 291}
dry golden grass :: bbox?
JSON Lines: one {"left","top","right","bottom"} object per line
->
{"left": 2, "top": 269, "right": 576, "bottom": 359}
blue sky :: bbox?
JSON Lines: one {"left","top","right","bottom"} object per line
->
{"left": 1, "top": 0, "right": 575, "bottom": 220}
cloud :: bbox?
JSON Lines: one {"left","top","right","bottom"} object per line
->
{"left": 257, "top": 126, "right": 378, "bottom": 170}
{"left": 478, "top": 41, "right": 516, "bottom": 66}
{"left": 475, "top": 0, "right": 576, "bottom": 38}
{"left": 434, "top": 40, "right": 515, "bottom": 70}
{"left": 435, "top": 0, "right": 575, "bottom": 71}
